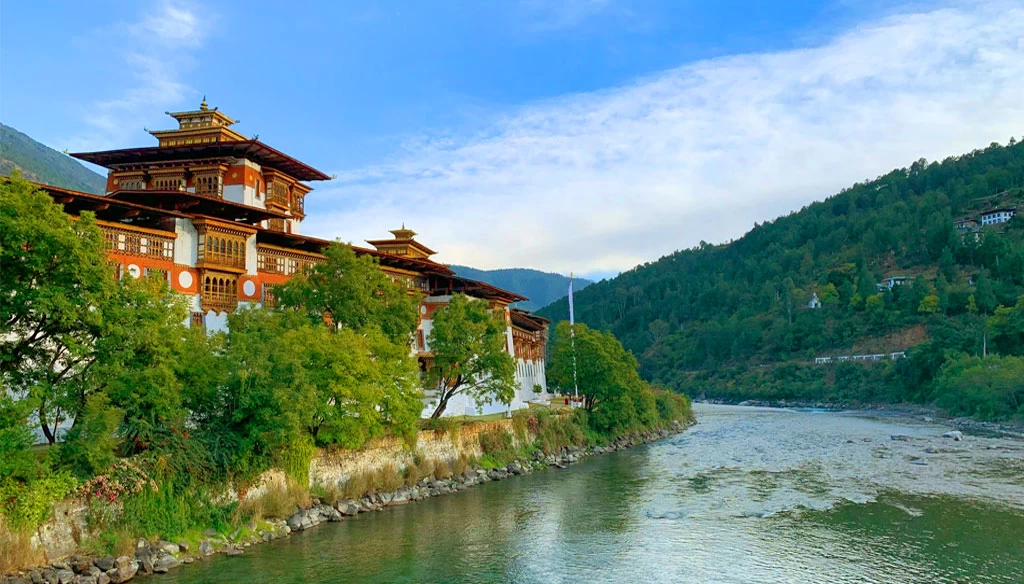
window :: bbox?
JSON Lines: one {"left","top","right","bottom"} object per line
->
{"left": 144, "top": 268, "right": 170, "bottom": 284}
{"left": 190, "top": 312, "right": 205, "bottom": 329}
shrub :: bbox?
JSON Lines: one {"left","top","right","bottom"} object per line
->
{"left": 0, "top": 472, "right": 77, "bottom": 530}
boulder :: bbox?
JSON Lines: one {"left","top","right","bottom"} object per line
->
{"left": 54, "top": 571, "right": 74, "bottom": 584}
{"left": 155, "top": 540, "right": 180, "bottom": 555}
{"left": 70, "top": 555, "right": 93, "bottom": 574}
{"left": 224, "top": 546, "right": 244, "bottom": 557}
{"left": 97, "top": 574, "right": 111, "bottom": 584}
{"left": 152, "top": 552, "right": 181, "bottom": 573}
{"left": 287, "top": 510, "right": 307, "bottom": 531}
{"left": 336, "top": 500, "right": 360, "bottom": 516}
{"left": 942, "top": 431, "right": 964, "bottom": 441}
{"left": 890, "top": 434, "right": 913, "bottom": 442}
{"left": 93, "top": 558, "right": 115, "bottom": 572}
{"left": 199, "top": 540, "right": 215, "bottom": 556}
{"left": 76, "top": 577, "right": 97, "bottom": 584}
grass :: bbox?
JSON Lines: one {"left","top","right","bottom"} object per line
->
{"left": 0, "top": 516, "right": 45, "bottom": 574}
{"left": 236, "top": 477, "right": 311, "bottom": 522}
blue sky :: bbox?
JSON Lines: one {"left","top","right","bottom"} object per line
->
{"left": 2, "top": 1, "right": 1022, "bottom": 279}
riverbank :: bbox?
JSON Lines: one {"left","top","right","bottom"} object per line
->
{"left": 96, "top": 405, "right": 1024, "bottom": 584}
{"left": 698, "top": 398, "right": 1024, "bottom": 439}
{"left": 2, "top": 418, "right": 690, "bottom": 584}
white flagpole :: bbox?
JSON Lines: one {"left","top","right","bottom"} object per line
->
{"left": 569, "top": 273, "right": 579, "bottom": 405}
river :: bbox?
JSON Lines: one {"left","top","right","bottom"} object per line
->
{"left": 156, "top": 404, "right": 1024, "bottom": 583}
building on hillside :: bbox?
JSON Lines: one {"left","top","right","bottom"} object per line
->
{"left": 807, "top": 292, "right": 821, "bottom": 309}
{"left": 876, "top": 276, "right": 908, "bottom": 291}
{"left": 32, "top": 100, "right": 550, "bottom": 418}
{"left": 980, "top": 207, "right": 1016, "bottom": 226}
{"left": 954, "top": 217, "right": 982, "bottom": 242}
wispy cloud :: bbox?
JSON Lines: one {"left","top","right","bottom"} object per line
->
{"left": 64, "top": 1, "right": 211, "bottom": 152}
{"left": 304, "top": 0, "right": 1024, "bottom": 275}
{"left": 519, "top": 0, "right": 615, "bottom": 31}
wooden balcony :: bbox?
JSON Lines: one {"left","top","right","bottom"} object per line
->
{"left": 200, "top": 273, "right": 238, "bottom": 313}
{"left": 99, "top": 221, "right": 175, "bottom": 260}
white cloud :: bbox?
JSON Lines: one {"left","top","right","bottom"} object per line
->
{"left": 64, "top": 1, "right": 210, "bottom": 152}
{"left": 303, "top": 0, "right": 1024, "bottom": 275}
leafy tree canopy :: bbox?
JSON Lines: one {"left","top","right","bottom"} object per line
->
{"left": 425, "top": 294, "right": 516, "bottom": 418}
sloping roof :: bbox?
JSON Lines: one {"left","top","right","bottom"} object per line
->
{"left": 20, "top": 180, "right": 185, "bottom": 228}
{"left": 426, "top": 273, "right": 528, "bottom": 304}
{"left": 108, "top": 190, "right": 286, "bottom": 224}
{"left": 70, "top": 139, "right": 331, "bottom": 181}
{"left": 510, "top": 308, "right": 550, "bottom": 331}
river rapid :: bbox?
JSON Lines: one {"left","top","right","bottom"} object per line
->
{"left": 157, "top": 404, "right": 1024, "bottom": 583}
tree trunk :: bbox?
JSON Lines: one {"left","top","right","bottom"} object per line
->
{"left": 39, "top": 405, "right": 56, "bottom": 444}
{"left": 430, "top": 394, "right": 451, "bottom": 419}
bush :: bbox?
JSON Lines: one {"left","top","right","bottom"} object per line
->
{"left": 0, "top": 472, "right": 77, "bottom": 530}
{"left": 117, "top": 478, "right": 231, "bottom": 541}
{"left": 933, "top": 355, "right": 1024, "bottom": 421}
{"left": 477, "top": 428, "right": 516, "bottom": 465}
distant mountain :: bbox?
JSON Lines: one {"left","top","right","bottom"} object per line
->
{"left": 1, "top": 124, "right": 106, "bottom": 194}
{"left": 450, "top": 266, "right": 593, "bottom": 312}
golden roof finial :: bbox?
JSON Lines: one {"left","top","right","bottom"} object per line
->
{"left": 200, "top": 96, "right": 209, "bottom": 111}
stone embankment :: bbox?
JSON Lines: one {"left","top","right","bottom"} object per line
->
{"left": 2, "top": 422, "right": 687, "bottom": 584}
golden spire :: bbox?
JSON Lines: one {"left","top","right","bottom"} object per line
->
{"left": 200, "top": 96, "right": 209, "bottom": 111}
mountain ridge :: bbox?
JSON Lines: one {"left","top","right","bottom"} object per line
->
{"left": 0, "top": 123, "right": 106, "bottom": 194}
{"left": 449, "top": 265, "right": 592, "bottom": 312}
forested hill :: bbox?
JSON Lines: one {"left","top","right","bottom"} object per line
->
{"left": 538, "top": 140, "right": 1024, "bottom": 418}
{"left": 0, "top": 124, "right": 106, "bottom": 194}
{"left": 450, "top": 265, "right": 592, "bottom": 311}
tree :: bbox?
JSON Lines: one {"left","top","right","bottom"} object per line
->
{"left": 989, "top": 296, "right": 1024, "bottom": 356}
{"left": 974, "top": 271, "right": 997, "bottom": 314}
{"left": 275, "top": 242, "right": 418, "bottom": 344}
{"left": 1, "top": 176, "right": 114, "bottom": 443}
{"left": 933, "top": 355, "right": 1024, "bottom": 420}
{"left": 819, "top": 283, "right": 840, "bottom": 305}
{"left": 918, "top": 294, "right": 941, "bottom": 314}
{"left": 865, "top": 293, "right": 884, "bottom": 313}
{"left": 547, "top": 322, "right": 635, "bottom": 410}
{"left": 424, "top": 294, "right": 515, "bottom": 418}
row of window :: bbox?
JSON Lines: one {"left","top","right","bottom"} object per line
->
{"left": 198, "top": 234, "right": 246, "bottom": 268}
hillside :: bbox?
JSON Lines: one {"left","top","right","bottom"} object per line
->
{"left": 538, "top": 140, "right": 1024, "bottom": 417}
{"left": 450, "top": 265, "right": 592, "bottom": 312}
{"left": 0, "top": 124, "right": 106, "bottom": 194}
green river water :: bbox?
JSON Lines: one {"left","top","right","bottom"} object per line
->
{"left": 155, "top": 404, "right": 1024, "bottom": 583}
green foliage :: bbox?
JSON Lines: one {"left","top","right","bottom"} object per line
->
{"left": 276, "top": 242, "right": 419, "bottom": 344}
{"left": 117, "top": 478, "right": 232, "bottom": 541}
{"left": 933, "top": 356, "right": 1024, "bottom": 421}
{"left": 0, "top": 472, "right": 77, "bottom": 530}
{"left": 59, "top": 394, "right": 122, "bottom": 479}
{"left": 426, "top": 294, "right": 516, "bottom": 418}
{"left": 989, "top": 296, "right": 1024, "bottom": 356}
